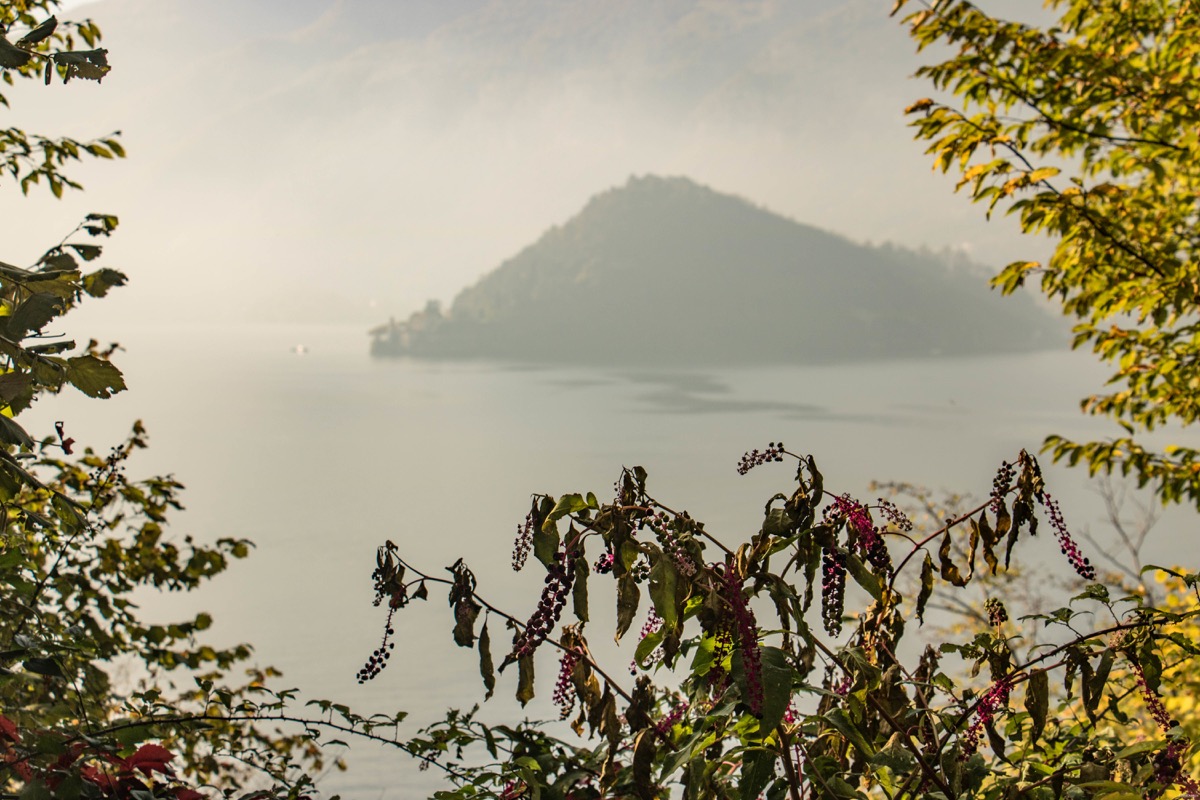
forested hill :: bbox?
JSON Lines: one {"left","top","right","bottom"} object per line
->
{"left": 370, "top": 176, "right": 1062, "bottom": 364}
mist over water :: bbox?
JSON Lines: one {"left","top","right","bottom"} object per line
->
{"left": 23, "top": 322, "right": 1188, "bottom": 797}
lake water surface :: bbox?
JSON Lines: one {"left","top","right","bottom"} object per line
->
{"left": 24, "top": 323, "right": 1193, "bottom": 797}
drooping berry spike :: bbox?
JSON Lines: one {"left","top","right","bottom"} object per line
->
{"left": 737, "top": 441, "right": 786, "bottom": 475}
{"left": 1038, "top": 491, "right": 1096, "bottom": 580}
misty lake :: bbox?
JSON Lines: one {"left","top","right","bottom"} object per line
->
{"left": 24, "top": 322, "right": 1189, "bottom": 797}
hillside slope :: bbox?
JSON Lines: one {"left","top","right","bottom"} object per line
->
{"left": 370, "top": 176, "right": 1061, "bottom": 364}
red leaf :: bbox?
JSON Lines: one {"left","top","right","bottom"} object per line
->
{"left": 81, "top": 765, "right": 117, "bottom": 789}
{"left": 125, "top": 743, "right": 174, "bottom": 776}
{"left": 0, "top": 714, "right": 19, "bottom": 742}
{"left": 174, "top": 790, "right": 205, "bottom": 800}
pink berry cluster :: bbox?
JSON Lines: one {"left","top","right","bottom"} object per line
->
{"left": 990, "top": 459, "right": 1016, "bottom": 514}
{"left": 630, "top": 608, "right": 664, "bottom": 675}
{"left": 721, "top": 565, "right": 763, "bottom": 716}
{"left": 553, "top": 647, "right": 582, "bottom": 719}
{"left": 708, "top": 629, "right": 734, "bottom": 692}
{"left": 961, "top": 678, "right": 1012, "bottom": 757}
{"left": 640, "top": 512, "right": 696, "bottom": 576}
{"left": 826, "top": 494, "right": 892, "bottom": 575}
{"left": 1038, "top": 492, "right": 1095, "bottom": 580}
{"left": 593, "top": 551, "right": 614, "bottom": 574}
{"left": 737, "top": 441, "right": 785, "bottom": 475}
{"left": 511, "top": 549, "right": 576, "bottom": 659}
{"left": 1134, "top": 662, "right": 1200, "bottom": 796}
{"left": 512, "top": 510, "right": 535, "bottom": 572}
{"left": 655, "top": 701, "right": 690, "bottom": 735}
{"left": 821, "top": 545, "right": 847, "bottom": 636}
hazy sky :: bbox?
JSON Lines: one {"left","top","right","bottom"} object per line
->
{"left": 9, "top": 0, "right": 1049, "bottom": 328}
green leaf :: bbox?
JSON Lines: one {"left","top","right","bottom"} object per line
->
{"left": 67, "top": 243, "right": 102, "bottom": 261}
{"left": 516, "top": 653, "right": 534, "bottom": 706}
{"left": 572, "top": 554, "right": 589, "bottom": 623}
{"left": 0, "top": 35, "right": 33, "bottom": 68}
{"left": 16, "top": 16, "right": 57, "bottom": 48}
{"left": 23, "top": 657, "right": 63, "bottom": 678}
{"left": 739, "top": 748, "right": 777, "bottom": 800}
{"left": 17, "top": 780, "right": 52, "bottom": 800}
{"left": 824, "top": 707, "right": 875, "bottom": 757}
{"left": 631, "top": 729, "right": 657, "bottom": 800}
{"left": 1116, "top": 740, "right": 1163, "bottom": 759}
{"left": 916, "top": 553, "right": 934, "bottom": 625}
{"left": 844, "top": 552, "right": 882, "bottom": 601}
{"left": 938, "top": 530, "right": 968, "bottom": 587}
{"left": 0, "top": 372, "right": 32, "bottom": 405}
{"left": 871, "top": 733, "right": 917, "bottom": 773}
{"left": 0, "top": 415, "right": 32, "bottom": 448}
{"left": 615, "top": 573, "right": 640, "bottom": 641}
{"left": 65, "top": 355, "right": 126, "bottom": 398}
{"left": 7, "top": 293, "right": 64, "bottom": 338}
{"left": 478, "top": 621, "right": 495, "bottom": 699}
{"left": 648, "top": 553, "right": 679, "bottom": 630}
{"left": 757, "top": 646, "right": 794, "bottom": 733}
{"left": 452, "top": 600, "right": 479, "bottom": 648}
{"left": 634, "top": 627, "right": 664, "bottom": 668}
{"left": 81, "top": 267, "right": 127, "bottom": 298}
{"left": 1025, "top": 668, "right": 1048, "bottom": 744}
{"left": 542, "top": 493, "right": 589, "bottom": 533}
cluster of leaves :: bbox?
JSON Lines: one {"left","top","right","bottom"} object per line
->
{"left": 896, "top": 0, "right": 1200, "bottom": 507}
{"left": 1, "top": 1, "right": 119, "bottom": 197}
{"left": 364, "top": 446, "right": 1199, "bottom": 799}
{"left": 0, "top": 3, "right": 380, "bottom": 797}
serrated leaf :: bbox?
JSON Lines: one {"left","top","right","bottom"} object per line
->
{"left": 0, "top": 415, "right": 32, "bottom": 448}
{"left": 81, "top": 268, "right": 127, "bottom": 298}
{"left": 0, "top": 372, "right": 31, "bottom": 405}
{"left": 65, "top": 355, "right": 125, "bottom": 398}
{"left": 7, "top": 293, "right": 64, "bottom": 338}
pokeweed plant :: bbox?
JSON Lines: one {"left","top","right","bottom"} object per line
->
{"left": 363, "top": 445, "right": 1199, "bottom": 800}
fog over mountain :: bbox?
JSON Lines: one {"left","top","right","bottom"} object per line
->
{"left": 371, "top": 175, "right": 1060, "bottom": 364}
{"left": 10, "top": 0, "right": 1049, "bottom": 329}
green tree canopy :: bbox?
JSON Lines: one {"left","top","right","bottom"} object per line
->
{"left": 897, "top": 0, "right": 1200, "bottom": 506}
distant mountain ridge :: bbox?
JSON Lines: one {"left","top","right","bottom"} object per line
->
{"left": 369, "top": 175, "right": 1061, "bottom": 364}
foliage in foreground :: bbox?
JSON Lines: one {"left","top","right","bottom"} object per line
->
{"left": 360, "top": 447, "right": 1199, "bottom": 799}
{"left": 0, "top": 3, "right": 345, "bottom": 797}
{"left": 897, "top": 0, "right": 1200, "bottom": 506}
